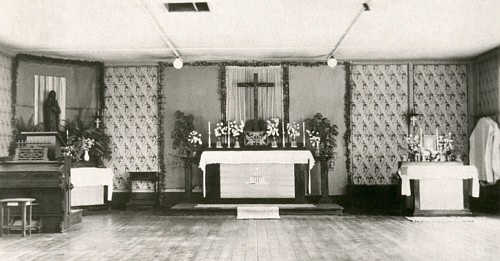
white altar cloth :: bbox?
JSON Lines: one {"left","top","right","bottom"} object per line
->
{"left": 71, "top": 168, "right": 114, "bottom": 203}
{"left": 198, "top": 150, "right": 315, "bottom": 197}
{"left": 398, "top": 162, "right": 479, "bottom": 198}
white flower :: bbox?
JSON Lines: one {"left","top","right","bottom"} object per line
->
{"left": 214, "top": 122, "right": 227, "bottom": 137}
{"left": 287, "top": 122, "right": 300, "bottom": 137}
{"left": 306, "top": 130, "right": 321, "bottom": 147}
{"left": 188, "top": 130, "right": 203, "bottom": 145}
{"left": 266, "top": 118, "right": 280, "bottom": 137}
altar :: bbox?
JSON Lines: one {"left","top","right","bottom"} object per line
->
{"left": 398, "top": 162, "right": 480, "bottom": 216}
{"left": 198, "top": 150, "right": 315, "bottom": 200}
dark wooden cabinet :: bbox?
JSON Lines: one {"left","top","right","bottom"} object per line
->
{"left": 0, "top": 158, "right": 72, "bottom": 232}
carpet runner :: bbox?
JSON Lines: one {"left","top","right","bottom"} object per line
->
{"left": 236, "top": 206, "right": 280, "bottom": 219}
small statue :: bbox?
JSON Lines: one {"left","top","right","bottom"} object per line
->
{"left": 43, "top": 90, "right": 61, "bottom": 131}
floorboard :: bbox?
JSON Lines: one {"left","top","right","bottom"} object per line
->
{"left": 1, "top": 211, "right": 500, "bottom": 260}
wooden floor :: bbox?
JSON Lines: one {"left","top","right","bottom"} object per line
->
{"left": 1, "top": 211, "right": 500, "bottom": 260}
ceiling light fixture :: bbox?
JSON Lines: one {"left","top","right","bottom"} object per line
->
{"left": 140, "top": 0, "right": 184, "bottom": 69}
{"left": 173, "top": 57, "right": 183, "bottom": 69}
{"left": 327, "top": 1, "right": 371, "bottom": 68}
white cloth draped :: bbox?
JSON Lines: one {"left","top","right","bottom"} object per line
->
{"left": 469, "top": 117, "right": 500, "bottom": 184}
{"left": 34, "top": 75, "right": 66, "bottom": 124}
{"left": 225, "top": 66, "right": 283, "bottom": 121}
{"left": 398, "top": 162, "right": 479, "bottom": 197}
{"left": 198, "top": 150, "right": 315, "bottom": 197}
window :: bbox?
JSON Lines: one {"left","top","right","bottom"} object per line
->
{"left": 34, "top": 75, "right": 66, "bottom": 125}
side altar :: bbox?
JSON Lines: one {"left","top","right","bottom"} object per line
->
{"left": 197, "top": 149, "right": 315, "bottom": 202}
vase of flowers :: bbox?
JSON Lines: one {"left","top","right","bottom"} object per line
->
{"left": 187, "top": 130, "right": 202, "bottom": 157}
{"left": 80, "top": 137, "right": 95, "bottom": 161}
{"left": 406, "top": 134, "right": 422, "bottom": 162}
{"left": 229, "top": 120, "right": 244, "bottom": 148}
{"left": 287, "top": 122, "right": 300, "bottom": 148}
{"left": 306, "top": 129, "right": 321, "bottom": 156}
{"left": 214, "top": 122, "right": 227, "bottom": 148}
{"left": 266, "top": 118, "right": 280, "bottom": 148}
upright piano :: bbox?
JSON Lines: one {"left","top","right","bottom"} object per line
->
{"left": 0, "top": 134, "right": 73, "bottom": 233}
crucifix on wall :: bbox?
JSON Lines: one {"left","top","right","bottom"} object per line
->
{"left": 237, "top": 73, "right": 274, "bottom": 120}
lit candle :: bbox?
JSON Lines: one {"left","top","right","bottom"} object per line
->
{"left": 282, "top": 120, "right": 285, "bottom": 147}
{"left": 208, "top": 121, "right": 211, "bottom": 148}
{"left": 66, "top": 129, "right": 69, "bottom": 142}
{"left": 303, "top": 122, "right": 306, "bottom": 146}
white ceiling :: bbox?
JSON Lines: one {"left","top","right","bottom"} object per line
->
{"left": 0, "top": 0, "right": 499, "bottom": 62}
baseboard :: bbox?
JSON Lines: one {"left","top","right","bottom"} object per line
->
{"left": 111, "top": 191, "right": 346, "bottom": 209}
{"left": 345, "top": 184, "right": 403, "bottom": 214}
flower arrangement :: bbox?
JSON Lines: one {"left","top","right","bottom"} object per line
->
{"left": 304, "top": 113, "right": 338, "bottom": 158}
{"left": 229, "top": 120, "right": 244, "bottom": 137}
{"left": 406, "top": 134, "right": 421, "bottom": 158}
{"left": 62, "top": 114, "right": 111, "bottom": 166}
{"left": 438, "top": 133, "right": 455, "bottom": 160}
{"left": 306, "top": 130, "right": 321, "bottom": 147}
{"left": 214, "top": 122, "right": 227, "bottom": 137}
{"left": 64, "top": 136, "right": 96, "bottom": 162}
{"left": 188, "top": 130, "right": 203, "bottom": 147}
{"left": 287, "top": 122, "right": 300, "bottom": 138}
{"left": 81, "top": 137, "right": 95, "bottom": 151}
{"left": 266, "top": 118, "right": 280, "bottom": 137}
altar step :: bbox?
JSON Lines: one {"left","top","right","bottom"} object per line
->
{"left": 166, "top": 203, "right": 343, "bottom": 216}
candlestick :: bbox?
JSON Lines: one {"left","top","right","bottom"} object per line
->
{"left": 227, "top": 121, "right": 230, "bottom": 148}
{"left": 208, "top": 121, "right": 211, "bottom": 148}
{"left": 435, "top": 127, "right": 439, "bottom": 151}
{"left": 303, "top": 122, "right": 306, "bottom": 146}
{"left": 282, "top": 121, "right": 285, "bottom": 147}
{"left": 419, "top": 127, "right": 423, "bottom": 147}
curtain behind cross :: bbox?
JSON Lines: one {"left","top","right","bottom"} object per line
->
{"left": 225, "top": 66, "right": 283, "bottom": 122}
{"left": 34, "top": 75, "right": 66, "bottom": 125}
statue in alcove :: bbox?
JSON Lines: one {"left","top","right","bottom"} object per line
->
{"left": 43, "top": 90, "right": 61, "bottom": 131}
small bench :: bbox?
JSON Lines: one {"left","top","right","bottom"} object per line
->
{"left": 0, "top": 198, "right": 37, "bottom": 237}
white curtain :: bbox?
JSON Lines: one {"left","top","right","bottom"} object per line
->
{"left": 225, "top": 66, "right": 283, "bottom": 122}
{"left": 34, "top": 75, "right": 66, "bottom": 124}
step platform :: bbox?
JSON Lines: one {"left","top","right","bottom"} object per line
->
{"left": 166, "top": 203, "right": 343, "bottom": 216}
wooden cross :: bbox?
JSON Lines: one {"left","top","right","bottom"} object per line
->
{"left": 237, "top": 73, "right": 274, "bottom": 119}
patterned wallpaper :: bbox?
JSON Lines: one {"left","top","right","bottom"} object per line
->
{"left": 0, "top": 52, "right": 12, "bottom": 157}
{"left": 350, "top": 64, "right": 408, "bottom": 185}
{"left": 349, "top": 63, "right": 468, "bottom": 185}
{"left": 474, "top": 55, "right": 498, "bottom": 116}
{"left": 413, "top": 64, "right": 468, "bottom": 159}
{"left": 103, "top": 66, "right": 160, "bottom": 192}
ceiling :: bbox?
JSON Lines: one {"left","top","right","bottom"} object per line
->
{"left": 0, "top": 0, "right": 499, "bottom": 63}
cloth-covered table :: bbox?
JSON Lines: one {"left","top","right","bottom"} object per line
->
{"left": 198, "top": 150, "right": 315, "bottom": 197}
{"left": 398, "top": 162, "right": 480, "bottom": 197}
{"left": 71, "top": 168, "right": 114, "bottom": 206}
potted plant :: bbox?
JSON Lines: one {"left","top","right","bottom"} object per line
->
{"left": 305, "top": 113, "right": 339, "bottom": 203}
{"left": 63, "top": 115, "right": 111, "bottom": 166}
{"left": 229, "top": 120, "right": 244, "bottom": 148}
{"left": 171, "top": 110, "right": 205, "bottom": 157}
{"left": 305, "top": 113, "right": 339, "bottom": 159}
{"left": 187, "top": 130, "right": 203, "bottom": 157}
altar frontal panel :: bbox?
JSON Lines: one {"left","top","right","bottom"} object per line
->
{"left": 220, "top": 163, "right": 295, "bottom": 198}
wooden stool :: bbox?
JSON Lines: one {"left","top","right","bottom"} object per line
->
{"left": 0, "top": 198, "right": 36, "bottom": 237}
